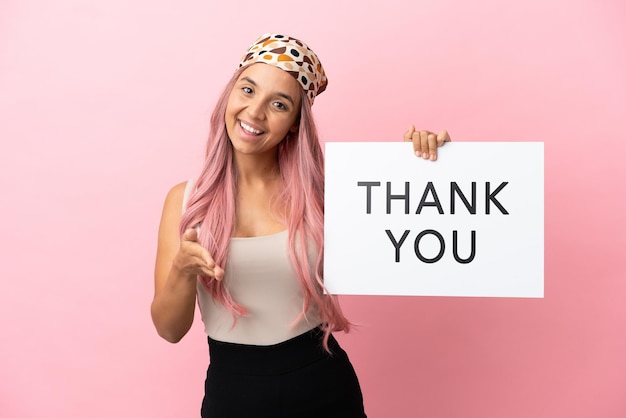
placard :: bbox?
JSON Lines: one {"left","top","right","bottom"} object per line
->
{"left": 324, "top": 142, "right": 544, "bottom": 297}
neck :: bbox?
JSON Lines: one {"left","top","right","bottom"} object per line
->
{"left": 234, "top": 150, "right": 281, "bottom": 185}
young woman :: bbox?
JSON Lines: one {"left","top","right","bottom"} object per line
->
{"left": 151, "top": 33, "right": 449, "bottom": 418}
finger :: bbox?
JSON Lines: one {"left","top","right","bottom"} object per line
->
{"left": 195, "top": 251, "right": 223, "bottom": 280}
{"left": 437, "top": 129, "right": 451, "bottom": 146}
{"left": 428, "top": 133, "right": 438, "bottom": 161}
{"left": 191, "top": 249, "right": 215, "bottom": 268}
{"left": 404, "top": 125, "right": 416, "bottom": 142}
{"left": 419, "top": 131, "right": 431, "bottom": 159}
{"left": 189, "top": 254, "right": 223, "bottom": 281}
{"left": 181, "top": 229, "right": 215, "bottom": 266}
{"left": 411, "top": 130, "right": 422, "bottom": 156}
{"left": 213, "top": 266, "right": 224, "bottom": 281}
{"left": 182, "top": 228, "right": 198, "bottom": 242}
{"left": 198, "top": 259, "right": 224, "bottom": 281}
{"left": 180, "top": 235, "right": 207, "bottom": 261}
{"left": 199, "top": 266, "right": 224, "bottom": 281}
{"left": 173, "top": 251, "right": 213, "bottom": 280}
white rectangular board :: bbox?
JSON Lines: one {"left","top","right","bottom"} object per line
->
{"left": 324, "top": 142, "right": 544, "bottom": 297}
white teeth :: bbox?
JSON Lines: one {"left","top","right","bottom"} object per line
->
{"left": 240, "top": 121, "right": 263, "bottom": 135}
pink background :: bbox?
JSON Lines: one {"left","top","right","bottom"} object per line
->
{"left": 1, "top": 1, "right": 624, "bottom": 417}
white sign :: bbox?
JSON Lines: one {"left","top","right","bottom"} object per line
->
{"left": 324, "top": 142, "right": 544, "bottom": 298}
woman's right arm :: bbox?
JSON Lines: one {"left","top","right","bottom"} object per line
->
{"left": 151, "top": 182, "right": 224, "bottom": 343}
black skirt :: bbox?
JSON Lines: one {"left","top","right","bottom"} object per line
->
{"left": 201, "top": 328, "right": 367, "bottom": 418}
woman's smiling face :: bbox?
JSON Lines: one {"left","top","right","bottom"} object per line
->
{"left": 225, "top": 63, "right": 302, "bottom": 158}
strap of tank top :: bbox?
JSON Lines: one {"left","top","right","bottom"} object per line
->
{"left": 182, "top": 179, "right": 196, "bottom": 214}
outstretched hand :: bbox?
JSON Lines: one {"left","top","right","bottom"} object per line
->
{"left": 404, "top": 126, "right": 451, "bottom": 161}
{"left": 173, "top": 228, "right": 224, "bottom": 281}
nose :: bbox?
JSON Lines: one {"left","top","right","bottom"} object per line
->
{"left": 246, "top": 96, "right": 266, "bottom": 121}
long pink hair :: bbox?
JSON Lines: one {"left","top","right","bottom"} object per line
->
{"left": 180, "top": 66, "right": 351, "bottom": 348}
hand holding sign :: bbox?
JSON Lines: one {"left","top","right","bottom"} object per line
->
{"left": 403, "top": 126, "right": 451, "bottom": 161}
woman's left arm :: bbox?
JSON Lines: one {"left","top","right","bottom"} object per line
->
{"left": 403, "top": 125, "right": 451, "bottom": 161}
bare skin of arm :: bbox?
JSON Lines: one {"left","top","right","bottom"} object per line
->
{"left": 151, "top": 182, "right": 224, "bottom": 343}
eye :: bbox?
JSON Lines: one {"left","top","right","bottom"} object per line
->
{"left": 272, "top": 101, "right": 287, "bottom": 111}
{"left": 242, "top": 86, "right": 253, "bottom": 94}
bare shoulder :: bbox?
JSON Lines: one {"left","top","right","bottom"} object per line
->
{"left": 164, "top": 181, "right": 188, "bottom": 210}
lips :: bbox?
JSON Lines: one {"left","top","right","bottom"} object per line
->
{"left": 239, "top": 120, "right": 264, "bottom": 135}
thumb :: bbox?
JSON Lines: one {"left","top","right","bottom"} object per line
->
{"left": 182, "top": 228, "right": 198, "bottom": 242}
{"left": 404, "top": 125, "right": 416, "bottom": 142}
{"left": 437, "top": 129, "right": 451, "bottom": 145}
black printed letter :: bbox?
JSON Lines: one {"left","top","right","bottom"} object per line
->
{"left": 385, "top": 229, "right": 410, "bottom": 262}
{"left": 452, "top": 230, "right": 476, "bottom": 264}
{"left": 357, "top": 181, "right": 381, "bottom": 214}
{"left": 414, "top": 230, "right": 445, "bottom": 263}
{"left": 451, "top": 182, "right": 476, "bottom": 214}
{"left": 486, "top": 182, "right": 509, "bottom": 215}
{"left": 386, "top": 182, "right": 410, "bottom": 214}
{"left": 416, "top": 182, "right": 444, "bottom": 214}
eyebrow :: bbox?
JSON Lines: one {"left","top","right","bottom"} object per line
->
{"left": 240, "top": 76, "right": 296, "bottom": 106}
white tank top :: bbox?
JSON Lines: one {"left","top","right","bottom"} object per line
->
{"left": 183, "top": 180, "right": 321, "bottom": 345}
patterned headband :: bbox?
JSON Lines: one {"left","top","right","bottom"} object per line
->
{"left": 238, "top": 33, "right": 328, "bottom": 105}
